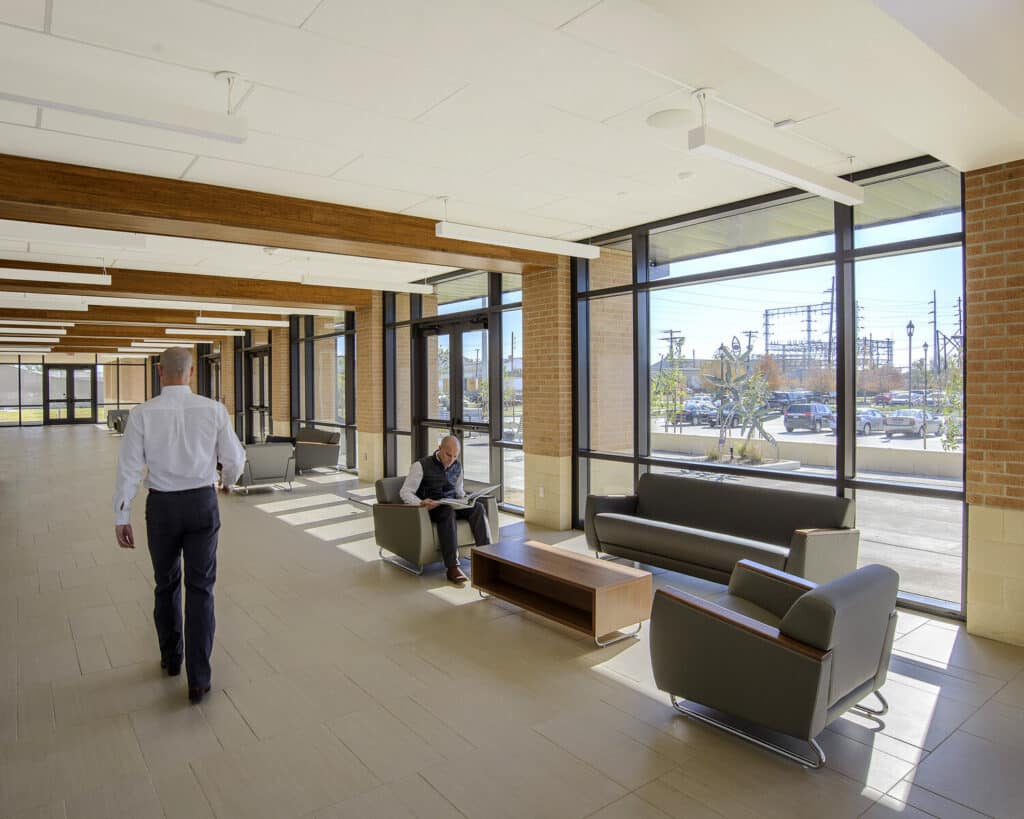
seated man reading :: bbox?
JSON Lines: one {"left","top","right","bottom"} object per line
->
{"left": 400, "top": 435, "right": 491, "bottom": 584}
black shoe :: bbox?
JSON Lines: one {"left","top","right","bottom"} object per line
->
{"left": 188, "top": 686, "right": 211, "bottom": 705}
{"left": 161, "top": 658, "right": 182, "bottom": 677}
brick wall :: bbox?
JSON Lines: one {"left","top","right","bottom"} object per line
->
{"left": 588, "top": 294, "right": 634, "bottom": 453}
{"left": 965, "top": 159, "right": 1024, "bottom": 509}
{"left": 523, "top": 258, "right": 573, "bottom": 458}
{"left": 589, "top": 245, "right": 633, "bottom": 290}
{"left": 964, "top": 158, "right": 1024, "bottom": 644}
{"left": 356, "top": 292, "right": 384, "bottom": 479}
{"left": 271, "top": 327, "right": 290, "bottom": 433}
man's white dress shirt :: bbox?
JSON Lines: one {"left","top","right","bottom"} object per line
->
{"left": 399, "top": 458, "right": 466, "bottom": 505}
{"left": 113, "top": 386, "right": 246, "bottom": 525}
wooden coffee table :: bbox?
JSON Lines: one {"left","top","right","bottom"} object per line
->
{"left": 471, "top": 540, "right": 653, "bottom": 646}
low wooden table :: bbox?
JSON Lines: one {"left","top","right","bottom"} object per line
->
{"left": 471, "top": 540, "right": 653, "bottom": 646}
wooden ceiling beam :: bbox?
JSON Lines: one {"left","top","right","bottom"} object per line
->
{"left": 0, "top": 153, "right": 558, "bottom": 274}
{"left": 0, "top": 258, "right": 368, "bottom": 309}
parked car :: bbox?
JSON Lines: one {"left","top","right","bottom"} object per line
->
{"left": 887, "top": 391, "right": 913, "bottom": 406}
{"left": 768, "top": 390, "right": 811, "bottom": 410}
{"left": 823, "top": 408, "right": 886, "bottom": 435}
{"left": 873, "top": 392, "right": 893, "bottom": 405}
{"left": 783, "top": 403, "right": 834, "bottom": 432}
{"left": 883, "top": 409, "right": 944, "bottom": 437}
{"left": 669, "top": 399, "right": 715, "bottom": 425}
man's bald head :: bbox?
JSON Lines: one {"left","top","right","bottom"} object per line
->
{"left": 436, "top": 434, "right": 460, "bottom": 468}
{"left": 159, "top": 347, "right": 193, "bottom": 385}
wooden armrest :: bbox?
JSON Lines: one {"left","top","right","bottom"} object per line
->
{"left": 298, "top": 441, "right": 336, "bottom": 447}
{"left": 794, "top": 527, "right": 850, "bottom": 536}
{"left": 374, "top": 503, "right": 424, "bottom": 510}
{"left": 654, "top": 587, "right": 829, "bottom": 662}
{"left": 734, "top": 559, "right": 816, "bottom": 591}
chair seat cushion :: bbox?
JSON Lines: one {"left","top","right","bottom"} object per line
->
{"left": 595, "top": 513, "right": 789, "bottom": 573}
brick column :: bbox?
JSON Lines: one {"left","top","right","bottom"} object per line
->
{"left": 522, "top": 257, "right": 573, "bottom": 529}
{"left": 271, "top": 327, "right": 290, "bottom": 436}
{"left": 221, "top": 344, "right": 235, "bottom": 418}
{"left": 964, "top": 158, "right": 1024, "bottom": 645}
{"left": 356, "top": 292, "right": 384, "bottom": 481}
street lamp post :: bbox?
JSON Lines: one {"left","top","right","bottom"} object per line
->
{"left": 906, "top": 321, "right": 915, "bottom": 407}
{"left": 922, "top": 340, "right": 929, "bottom": 450}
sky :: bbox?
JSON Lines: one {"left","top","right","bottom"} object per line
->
{"left": 648, "top": 213, "right": 963, "bottom": 370}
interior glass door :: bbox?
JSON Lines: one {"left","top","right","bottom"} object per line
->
{"left": 415, "top": 321, "right": 491, "bottom": 484}
{"left": 246, "top": 350, "right": 270, "bottom": 443}
{"left": 43, "top": 365, "right": 96, "bottom": 424}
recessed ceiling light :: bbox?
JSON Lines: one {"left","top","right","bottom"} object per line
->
{"left": 646, "top": 109, "right": 696, "bottom": 130}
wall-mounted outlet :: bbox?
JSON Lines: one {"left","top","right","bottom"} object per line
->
{"left": 538, "top": 486, "right": 545, "bottom": 498}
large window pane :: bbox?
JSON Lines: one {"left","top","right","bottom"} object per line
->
{"left": 588, "top": 458, "right": 634, "bottom": 496}
{"left": 436, "top": 272, "right": 488, "bottom": 315}
{"left": 502, "top": 309, "right": 522, "bottom": 442}
{"left": 313, "top": 336, "right": 342, "bottom": 423}
{"left": 502, "top": 448, "right": 524, "bottom": 507}
{"left": 395, "top": 325, "right": 411, "bottom": 430}
{"left": 589, "top": 294, "right": 633, "bottom": 454}
{"left": 0, "top": 363, "right": 17, "bottom": 425}
{"left": 854, "top": 246, "right": 964, "bottom": 486}
{"left": 856, "top": 489, "right": 962, "bottom": 605}
{"left": 649, "top": 196, "right": 834, "bottom": 279}
{"left": 396, "top": 433, "right": 412, "bottom": 474}
{"left": 461, "top": 431, "right": 489, "bottom": 484}
{"left": 118, "top": 364, "right": 146, "bottom": 406}
{"left": 501, "top": 273, "right": 523, "bottom": 304}
{"left": 855, "top": 166, "right": 962, "bottom": 248}
{"left": 426, "top": 333, "right": 450, "bottom": 420}
{"left": 649, "top": 266, "right": 836, "bottom": 476}
{"left": 461, "top": 329, "right": 487, "bottom": 424}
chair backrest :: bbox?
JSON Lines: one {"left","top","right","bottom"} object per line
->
{"left": 245, "top": 443, "right": 293, "bottom": 480}
{"left": 376, "top": 476, "right": 406, "bottom": 503}
{"left": 779, "top": 564, "right": 899, "bottom": 706}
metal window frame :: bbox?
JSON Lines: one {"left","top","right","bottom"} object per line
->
{"left": 573, "top": 155, "right": 968, "bottom": 618}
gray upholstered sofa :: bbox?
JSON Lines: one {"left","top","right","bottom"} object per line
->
{"left": 650, "top": 559, "right": 899, "bottom": 767}
{"left": 235, "top": 442, "right": 295, "bottom": 494}
{"left": 585, "top": 472, "right": 859, "bottom": 583}
{"left": 295, "top": 427, "right": 341, "bottom": 472}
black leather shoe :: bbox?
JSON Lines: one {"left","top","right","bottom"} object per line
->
{"left": 188, "top": 686, "right": 211, "bottom": 705}
{"left": 161, "top": 658, "right": 182, "bottom": 677}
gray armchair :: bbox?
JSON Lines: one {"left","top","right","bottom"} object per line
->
{"left": 235, "top": 443, "right": 296, "bottom": 494}
{"left": 106, "top": 409, "right": 130, "bottom": 434}
{"left": 650, "top": 559, "right": 899, "bottom": 768}
{"left": 295, "top": 427, "right": 342, "bottom": 472}
{"left": 372, "top": 476, "right": 499, "bottom": 575}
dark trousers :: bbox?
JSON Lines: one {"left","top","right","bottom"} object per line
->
{"left": 145, "top": 486, "right": 220, "bottom": 689}
{"left": 428, "top": 501, "right": 490, "bottom": 568}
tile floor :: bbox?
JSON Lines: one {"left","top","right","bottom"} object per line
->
{"left": 2, "top": 425, "right": 1023, "bottom": 818}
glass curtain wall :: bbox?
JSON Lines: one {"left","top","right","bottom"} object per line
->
{"left": 575, "top": 158, "right": 966, "bottom": 613}
{"left": 385, "top": 272, "right": 524, "bottom": 510}
{"left": 1, "top": 353, "right": 145, "bottom": 426}
{"left": 291, "top": 314, "right": 356, "bottom": 470}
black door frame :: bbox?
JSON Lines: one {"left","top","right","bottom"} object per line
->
{"left": 42, "top": 364, "right": 97, "bottom": 425}
{"left": 244, "top": 347, "right": 271, "bottom": 443}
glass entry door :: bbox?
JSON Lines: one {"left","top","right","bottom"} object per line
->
{"left": 43, "top": 365, "right": 96, "bottom": 424}
{"left": 245, "top": 349, "right": 270, "bottom": 443}
{"left": 415, "top": 321, "right": 493, "bottom": 484}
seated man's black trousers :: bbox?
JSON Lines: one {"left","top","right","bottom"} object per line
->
{"left": 428, "top": 501, "right": 490, "bottom": 567}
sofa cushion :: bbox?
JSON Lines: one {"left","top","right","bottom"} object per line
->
{"left": 594, "top": 513, "right": 789, "bottom": 573}
{"left": 634, "top": 473, "right": 854, "bottom": 547}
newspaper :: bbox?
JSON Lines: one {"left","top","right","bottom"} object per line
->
{"left": 437, "top": 484, "right": 501, "bottom": 510}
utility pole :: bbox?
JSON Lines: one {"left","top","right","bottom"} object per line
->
{"left": 763, "top": 311, "right": 771, "bottom": 356}
{"left": 825, "top": 277, "right": 835, "bottom": 366}
{"left": 742, "top": 329, "right": 757, "bottom": 352}
{"left": 929, "top": 289, "right": 939, "bottom": 374}
{"left": 509, "top": 331, "right": 516, "bottom": 423}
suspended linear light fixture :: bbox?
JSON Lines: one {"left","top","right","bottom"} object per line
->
{"left": 683, "top": 89, "right": 864, "bottom": 206}
{"left": 434, "top": 197, "right": 599, "bottom": 259}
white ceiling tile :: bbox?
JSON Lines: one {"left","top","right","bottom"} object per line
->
{"left": 51, "top": 0, "right": 467, "bottom": 120}
{"left": 482, "top": 155, "right": 657, "bottom": 200}
{"left": 404, "top": 197, "right": 589, "bottom": 239}
{"left": 184, "top": 156, "right": 427, "bottom": 212}
{"left": 0, "top": 121, "right": 194, "bottom": 177}
{"left": 479, "top": 29, "right": 680, "bottom": 122}
{"left": 302, "top": 0, "right": 543, "bottom": 80}
{"left": 201, "top": 0, "right": 322, "bottom": 27}
{"left": 0, "top": 99, "right": 38, "bottom": 127}
{"left": 0, "top": 0, "right": 46, "bottom": 30}
{"left": 40, "top": 109, "right": 358, "bottom": 176}
{"left": 529, "top": 197, "right": 651, "bottom": 230}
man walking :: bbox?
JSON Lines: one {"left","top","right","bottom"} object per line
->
{"left": 113, "top": 347, "right": 245, "bottom": 704}
{"left": 400, "top": 434, "right": 491, "bottom": 583}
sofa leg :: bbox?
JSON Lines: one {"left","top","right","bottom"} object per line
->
{"left": 669, "top": 696, "right": 826, "bottom": 769}
{"left": 851, "top": 690, "right": 888, "bottom": 717}
{"left": 378, "top": 547, "right": 425, "bottom": 576}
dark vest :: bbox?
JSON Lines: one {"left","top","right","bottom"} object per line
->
{"left": 415, "top": 454, "right": 461, "bottom": 500}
